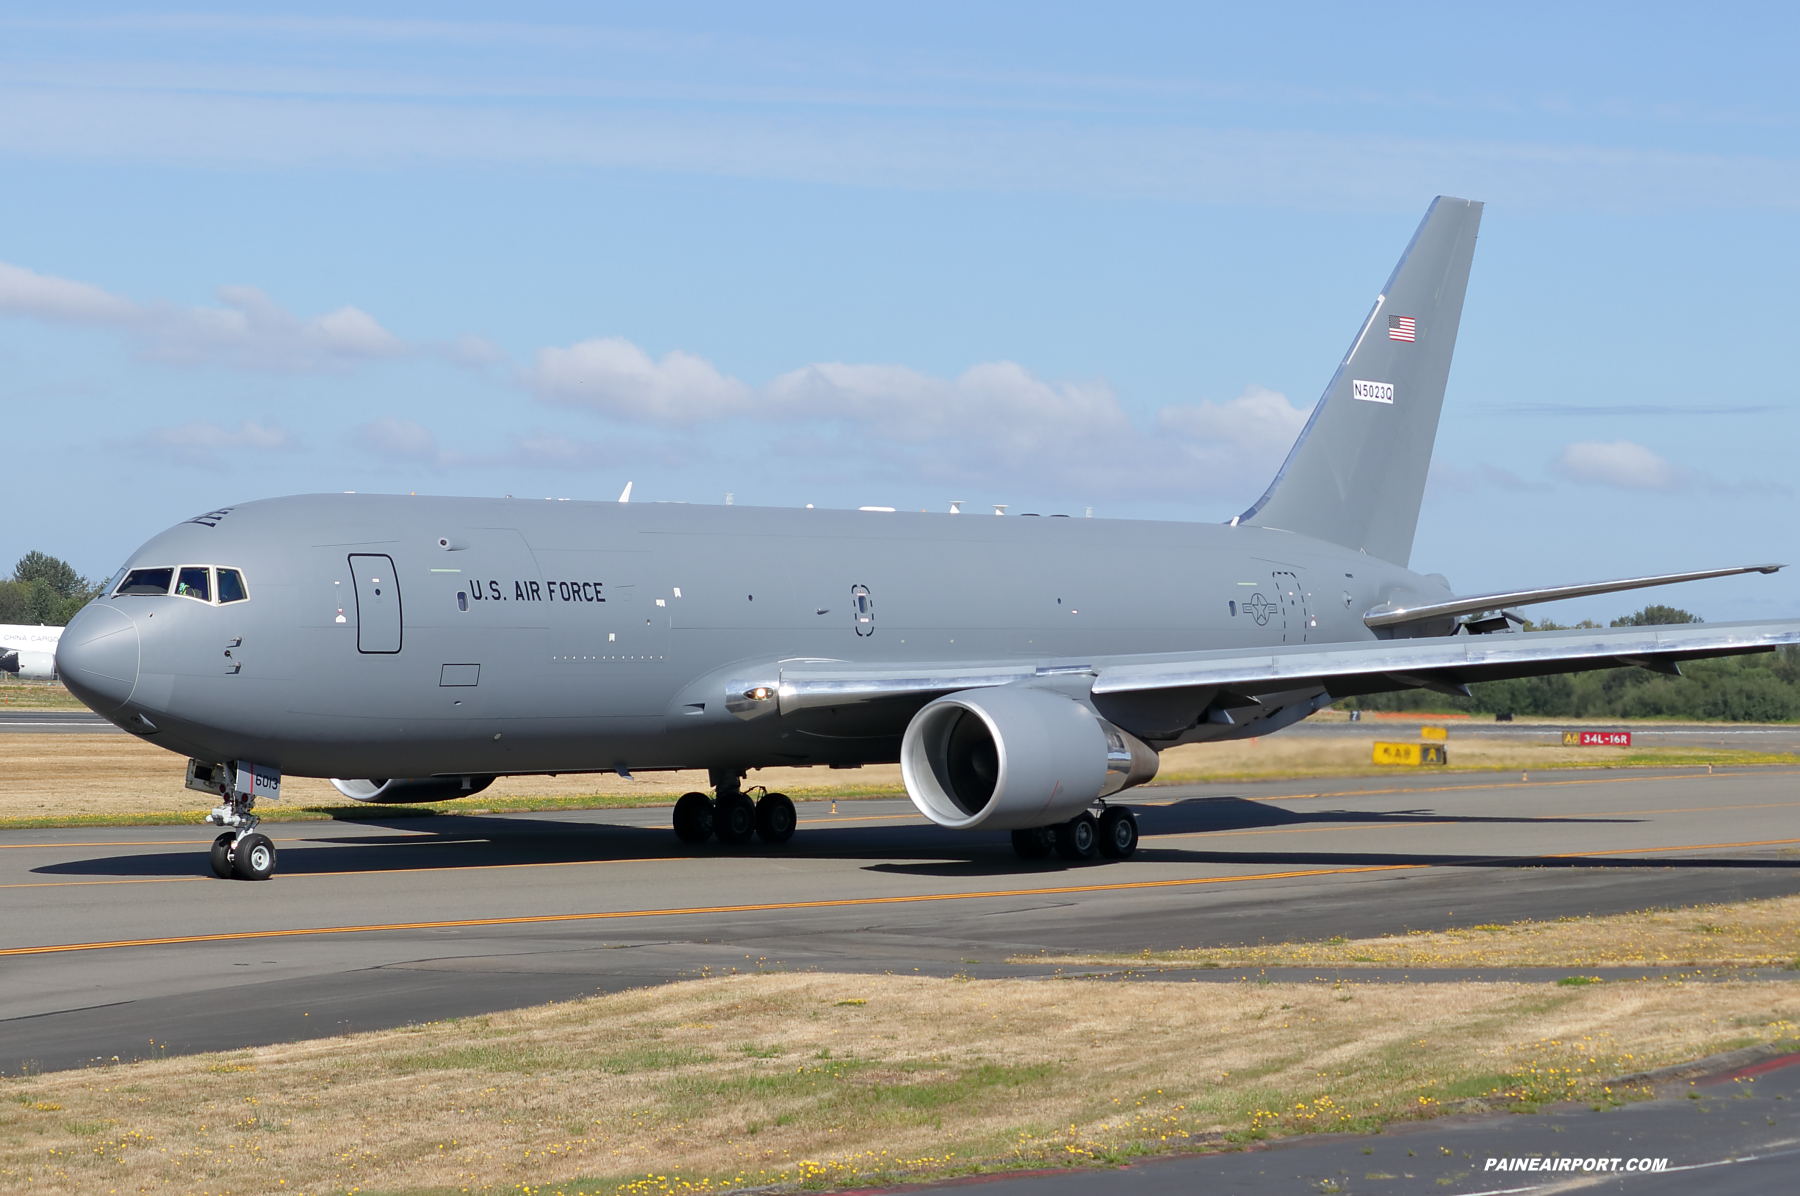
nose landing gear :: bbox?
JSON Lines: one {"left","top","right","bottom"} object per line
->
{"left": 204, "top": 789, "right": 277, "bottom": 880}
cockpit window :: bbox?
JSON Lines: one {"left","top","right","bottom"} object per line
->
{"left": 116, "top": 568, "right": 173, "bottom": 596}
{"left": 175, "top": 567, "right": 212, "bottom": 602}
{"left": 217, "top": 569, "right": 248, "bottom": 603}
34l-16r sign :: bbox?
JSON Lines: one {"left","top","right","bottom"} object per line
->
{"left": 1564, "top": 730, "right": 1632, "bottom": 747}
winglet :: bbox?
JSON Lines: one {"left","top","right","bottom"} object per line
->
{"left": 617, "top": 481, "right": 633, "bottom": 503}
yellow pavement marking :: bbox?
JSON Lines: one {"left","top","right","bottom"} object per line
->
{"left": 9, "top": 831, "right": 1800, "bottom": 956}
{"left": 0, "top": 853, "right": 691, "bottom": 890}
{"left": 0, "top": 865, "right": 1424, "bottom": 956}
{"left": 1240, "top": 769, "right": 1800, "bottom": 804}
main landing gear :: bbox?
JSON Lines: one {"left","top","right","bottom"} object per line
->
{"left": 205, "top": 790, "right": 277, "bottom": 881}
{"left": 672, "top": 769, "right": 796, "bottom": 847}
{"left": 1010, "top": 805, "right": 1138, "bottom": 863}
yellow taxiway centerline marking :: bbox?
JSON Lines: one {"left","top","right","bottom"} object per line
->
{"left": 10, "top": 831, "right": 1800, "bottom": 956}
{"left": 0, "top": 854, "right": 691, "bottom": 890}
{"left": 0, "top": 865, "right": 1425, "bottom": 955}
{"left": 1241, "top": 769, "right": 1800, "bottom": 804}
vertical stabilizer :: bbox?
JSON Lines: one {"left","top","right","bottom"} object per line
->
{"left": 1239, "top": 197, "right": 1482, "bottom": 567}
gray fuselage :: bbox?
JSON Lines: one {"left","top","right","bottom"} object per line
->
{"left": 57, "top": 494, "right": 1443, "bottom": 779}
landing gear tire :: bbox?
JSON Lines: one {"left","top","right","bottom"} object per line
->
{"left": 755, "top": 792, "right": 797, "bottom": 844}
{"left": 1054, "top": 812, "right": 1098, "bottom": 862}
{"left": 231, "top": 832, "right": 276, "bottom": 881}
{"left": 1010, "top": 827, "right": 1054, "bottom": 860}
{"left": 716, "top": 793, "right": 757, "bottom": 845}
{"left": 209, "top": 832, "right": 235, "bottom": 879}
{"left": 672, "top": 792, "right": 716, "bottom": 844}
{"left": 1097, "top": 807, "right": 1139, "bottom": 860}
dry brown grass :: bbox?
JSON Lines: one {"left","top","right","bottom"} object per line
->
{"left": 1151, "top": 735, "right": 1798, "bottom": 781}
{"left": 0, "top": 733, "right": 904, "bottom": 825}
{"left": 3, "top": 972, "right": 1795, "bottom": 1195}
{"left": 0, "top": 681, "right": 84, "bottom": 710}
{"left": 9, "top": 724, "right": 1796, "bottom": 830}
{"left": 1032, "top": 894, "right": 1800, "bottom": 971}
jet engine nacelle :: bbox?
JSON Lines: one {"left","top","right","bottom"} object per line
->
{"left": 330, "top": 776, "right": 496, "bottom": 803}
{"left": 900, "top": 686, "right": 1158, "bottom": 831}
{"left": 2, "top": 650, "right": 57, "bottom": 681}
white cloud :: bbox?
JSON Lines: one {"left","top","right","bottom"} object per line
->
{"left": 1154, "top": 385, "right": 1311, "bottom": 478}
{"left": 139, "top": 418, "right": 300, "bottom": 466}
{"left": 1426, "top": 460, "right": 1545, "bottom": 496}
{"left": 1551, "top": 440, "right": 1692, "bottom": 492}
{"left": 524, "top": 336, "right": 753, "bottom": 421}
{"left": 523, "top": 333, "right": 1307, "bottom": 498}
{"left": 0, "top": 260, "right": 137, "bottom": 323}
{"left": 0, "top": 259, "right": 407, "bottom": 373}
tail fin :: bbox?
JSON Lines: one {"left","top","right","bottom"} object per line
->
{"left": 1238, "top": 196, "right": 1483, "bottom": 567}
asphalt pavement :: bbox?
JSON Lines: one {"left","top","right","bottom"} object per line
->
{"left": 5, "top": 754, "right": 1800, "bottom": 1194}
{"left": 5, "top": 765, "right": 1799, "bottom": 1074}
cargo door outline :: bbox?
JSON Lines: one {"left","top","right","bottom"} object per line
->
{"left": 1271, "top": 570, "right": 1310, "bottom": 644}
{"left": 349, "top": 553, "right": 403, "bottom": 653}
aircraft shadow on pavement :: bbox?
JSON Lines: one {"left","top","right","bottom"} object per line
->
{"left": 37, "top": 797, "right": 1765, "bottom": 883}
{"left": 1143, "top": 795, "right": 1638, "bottom": 833}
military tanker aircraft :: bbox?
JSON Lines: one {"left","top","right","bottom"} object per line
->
{"left": 55, "top": 197, "right": 1797, "bottom": 880}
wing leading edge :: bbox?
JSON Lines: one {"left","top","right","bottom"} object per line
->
{"left": 773, "top": 619, "right": 1800, "bottom": 745}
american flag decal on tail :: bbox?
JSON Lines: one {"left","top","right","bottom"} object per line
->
{"left": 1388, "top": 315, "right": 1416, "bottom": 342}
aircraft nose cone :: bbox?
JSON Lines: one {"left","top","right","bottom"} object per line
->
{"left": 56, "top": 603, "right": 140, "bottom": 713}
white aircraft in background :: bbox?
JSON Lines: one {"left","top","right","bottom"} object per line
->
{"left": 1, "top": 624, "right": 62, "bottom": 681}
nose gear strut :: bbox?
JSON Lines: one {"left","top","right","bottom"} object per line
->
{"left": 203, "top": 771, "right": 277, "bottom": 880}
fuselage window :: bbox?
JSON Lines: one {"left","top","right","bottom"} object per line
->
{"left": 217, "top": 569, "right": 248, "bottom": 603}
{"left": 175, "top": 567, "right": 212, "bottom": 602}
{"left": 457, "top": 590, "right": 469, "bottom": 612}
{"left": 117, "top": 567, "right": 173, "bottom": 596}
{"left": 1229, "top": 600, "right": 1237, "bottom": 617}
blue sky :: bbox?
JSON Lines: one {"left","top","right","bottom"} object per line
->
{"left": 4, "top": 3, "right": 1798, "bottom": 623}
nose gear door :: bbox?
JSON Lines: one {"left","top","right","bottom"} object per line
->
{"left": 349, "top": 554, "right": 403, "bottom": 653}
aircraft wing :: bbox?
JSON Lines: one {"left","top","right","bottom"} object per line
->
{"left": 773, "top": 619, "right": 1800, "bottom": 742}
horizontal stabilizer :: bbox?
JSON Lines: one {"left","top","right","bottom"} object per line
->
{"left": 1363, "top": 564, "right": 1783, "bottom": 630}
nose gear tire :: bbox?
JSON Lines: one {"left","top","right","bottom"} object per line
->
{"left": 209, "top": 833, "right": 235, "bottom": 879}
{"left": 231, "top": 832, "right": 276, "bottom": 881}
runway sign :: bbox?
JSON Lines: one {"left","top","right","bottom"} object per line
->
{"left": 1420, "top": 725, "right": 1449, "bottom": 741}
{"left": 1373, "top": 742, "right": 1448, "bottom": 766}
{"left": 1564, "top": 730, "right": 1632, "bottom": 746}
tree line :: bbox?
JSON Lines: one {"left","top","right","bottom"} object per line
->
{"left": 0, "top": 552, "right": 106, "bottom": 626}
{"left": 1342, "top": 605, "right": 1800, "bottom": 722}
